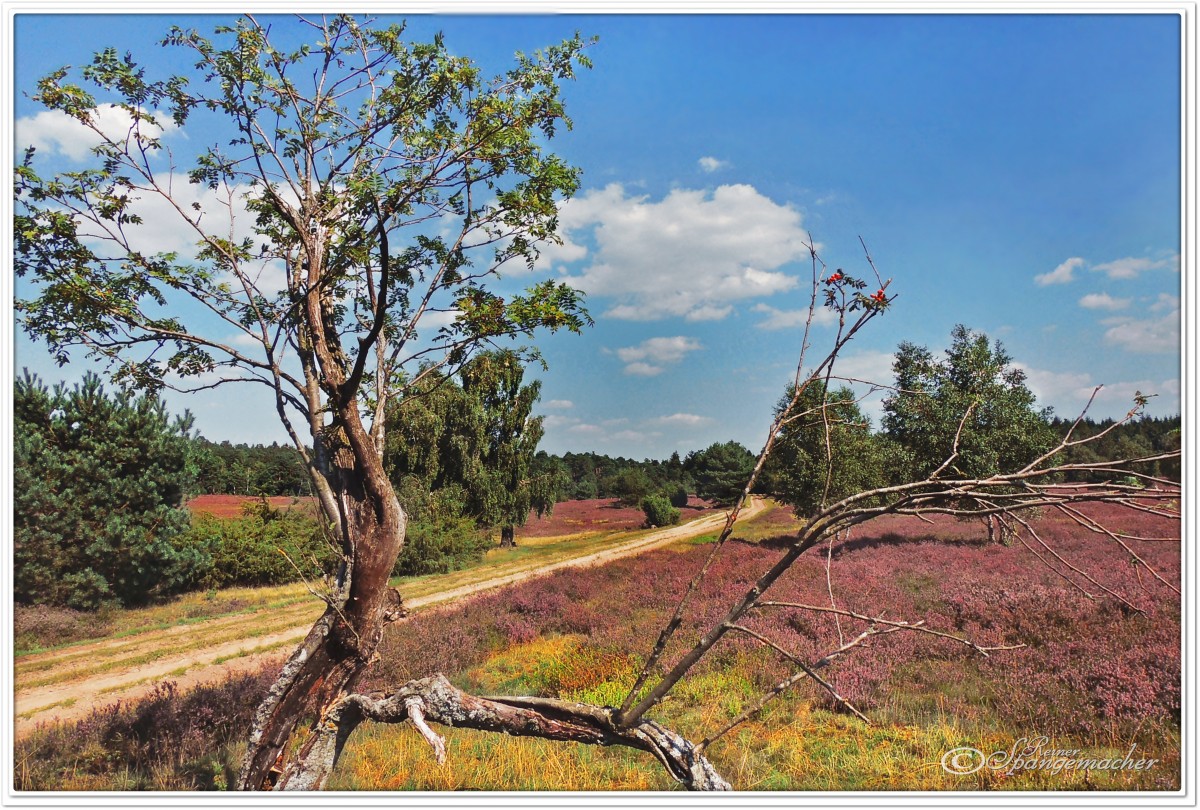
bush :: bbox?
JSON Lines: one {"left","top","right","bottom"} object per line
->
{"left": 641, "top": 494, "right": 680, "bottom": 528}
{"left": 668, "top": 485, "right": 689, "bottom": 508}
{"left": 392, "top": 512, "right": 492, "bottom": 576}
{"left": 179, "top": 499, "right": 337, "bottom": 589}
{"left": 14, "top": 371, "right": 206, "bottom": 609}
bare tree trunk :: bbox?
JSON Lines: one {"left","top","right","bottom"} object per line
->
{"left": 238, "top": 416, "right": 406, "bottom": 791}
{"left": 499, "top": 525, "right": 517, "bottom": 548}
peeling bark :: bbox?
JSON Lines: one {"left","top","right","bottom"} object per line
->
{"left": 276, "top": 675, "right": 731, "bottom": 791}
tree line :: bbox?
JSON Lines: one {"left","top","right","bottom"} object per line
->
{"left": 17, "top": 324, "right": 1179, "bottom": 610}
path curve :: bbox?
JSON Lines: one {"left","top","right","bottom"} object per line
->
{"left": 15, "top": 498, "right": 764, "bottom": 738}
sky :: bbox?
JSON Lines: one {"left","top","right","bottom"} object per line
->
{"left": 9, "top": 11, "right": 1187, "bottom": 459}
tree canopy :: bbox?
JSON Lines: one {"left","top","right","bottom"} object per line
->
{"left": 686, "top": 440, "right": 756, "bottom": 506}
{"left": 14, "top": 370, "right": 205, "bottom": 608}
{"left": 385, "top": 349, "right": 559, "bottom": 547}
{"left": 764, "top": 381, "right": 890, "bottom": 517}
{"left": 882, "top": 324, "right": 1058, "bottom": 483}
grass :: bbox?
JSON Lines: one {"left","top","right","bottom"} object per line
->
{"left": 14, "top": 500, "right": 1179, "bottom": 792}
{"left": 329, "top": 634, "right": 1178, "bottom": 792}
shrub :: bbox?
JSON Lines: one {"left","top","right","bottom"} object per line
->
{"left": 14, "top": 371, "right": 206, "bottom": 609}
{"left": 668, "top": 485, "right": 690, "bottom": 509}
{"left": 641, "top": 494, "right": 680, "bottom": 528}
{"left": 179, "top": 498, "right": 337, "bottom": 589}
{"left": 393, "top": 512, "right": 492, "bottom": 576}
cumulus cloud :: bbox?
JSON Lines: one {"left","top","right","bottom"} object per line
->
{"left": 18, "top": 104, "right": 178, "bottom": 161}
{"left": 650, "top": 413, "right": 714, "bottom": 428}
{"left": 698, "top": 156, "right": 729, "bottom": 173}
{"left": 543, "top": 399, "right": 574, "bottom": 410}
{"left": 1078, "top": 292, "right": 1130, "bottom": 311}
{"left": 1035, "top": 257, "right": 1084, "bottom": 286}
{"left": 753, "top": 302, "right": 838, "bottom": 331}
{"left": 545, "top": 183, "right": 810, "bottom": 321}
{"left": 1092, "top": 254, "right": 1179, "bottom": 280}
{"left": 613, "top": 336, "right": 703, "bottom": 376}
{"left": 1016, "top": 363, "right": 1179, "bottom": 418}
{"left": 1102, "top": 293, "right": 1181, "bottom": 353}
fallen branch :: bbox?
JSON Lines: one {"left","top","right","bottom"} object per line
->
{"left": 276, "top": 674, "right": 731, "bottom": 791}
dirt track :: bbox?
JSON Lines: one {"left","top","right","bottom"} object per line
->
{"left": 14, "top": 499, "right": 762, "bottom": 738}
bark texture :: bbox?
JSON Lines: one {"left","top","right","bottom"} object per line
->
{"left": 276, "top": 674, "right": 731, "bottom": 791}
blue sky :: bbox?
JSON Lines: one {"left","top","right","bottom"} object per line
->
{"left": 11, "top": 12, "right": 1184, "bottom": 458}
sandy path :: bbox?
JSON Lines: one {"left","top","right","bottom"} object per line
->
{"left": 14, "top": 498, "right": 762, "bottom": 738}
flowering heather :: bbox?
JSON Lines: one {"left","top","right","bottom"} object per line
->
{"left": 367, "top": 503, "right": 1180, "bottom": 746}
{"left": 17, "top": 501, "right": 1180, "bottom": 790}
{"left": 186, "top": 494, "right": 317, "bottom": 520}
{"left": 517, "top": 497, "right": 713, "bottom": 538}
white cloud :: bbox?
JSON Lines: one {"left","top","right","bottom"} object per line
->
{"left": 1092, "top": 254, "right": 1178, "bottom": 280}
{"left": 1034, "top": 257, "right": 1084, "bottom": 286}
{"left": 547, "top": 183, "right": 810, "bottom": 321}
{"left": 624, "top": 362, "right": 664, "bottom": 377}
{"left": 418, "top": 309, "right": 462, "bottom": 330}
{"left": 18, "top": 104, "right": 178, "bottom": 161}
{"left": 650, "top": 413, "right": 714, "bottom": 428}
{"left": 1102, "top": 317, "right": 1180, "bottom": 354}
{"left": 62, "top": 173, "right": 290, "bottom": 296}
{"left": 1078, "top": 292, "right": 1130, "bottom": 311}
{"left": 614, "top": 335, "right": 703, "bottom": 376}
{"left": 753, "top": 302, "right": 838, "bottom": 331}
{"left": 1095, "top": 294, "right": 1180, "bottom": 354}
{"left": 543, "top": 399, "right": 574, "bottom": 410}
{"left": 698, "top": 156, "right": 729, "bottom": 173}
{"left": 1016, "top": 363, "right": 1180, "bottom": 418}
{"left": 612, "top": 429, "right": 659, "bottom": 443}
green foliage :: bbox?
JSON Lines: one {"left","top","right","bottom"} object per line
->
{"left": 179, "top": 499, "right": 337, "bottom": 590}
{"left": 1050, "top": 415, "right": 1181, "bottom": 483}
{"left": 191, "top": 439, "right": 310, "bottom": 496}
{"left": 393, "top": 509, "right": 492, "bottom": 577}
{"left": 765, "top": 382, "right": 890, "bottom": 517}
{"left": 14, "top": 370, "right": 205, "bottom": 609}
{"left": 687, "top": 441, "right": 756, "bottom": 506}
{"left": 667, "top": 484, "right": 690, "bottom": 509}
{"left": 882, "top": 325, "right": 1058, "bottom": 483}
{"left": 385, "top": 350, "right": 556, "bottom": 546}
{"left": 606, "top": 467, "right": 656, "bottom": 507}
{"left": 640, "top": 494, "right": 681, "bottom": 528}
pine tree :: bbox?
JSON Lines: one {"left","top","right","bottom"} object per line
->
{"left": 14, "top": 370, "right": 205, "bottom": 608}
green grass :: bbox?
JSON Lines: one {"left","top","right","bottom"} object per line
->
{"left": 328, "top": 631, "right": 1179, "bottom": 792}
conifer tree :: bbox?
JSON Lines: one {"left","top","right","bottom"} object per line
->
{"left": 14, "top": 370, "right": 205, "bottom": 608}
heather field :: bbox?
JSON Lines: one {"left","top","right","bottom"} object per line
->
{"left": 516, "top": 496, "right": 713, "bottom": 538}
{"left": 185, "top": 494, "right": 318, "bottom": 520}
{"left": 14, "top": 502, "right": 1180, "bottom": 792}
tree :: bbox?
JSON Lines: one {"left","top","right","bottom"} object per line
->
{"left": 459, "top": 350, "right": 557, "bottom": 546}
{"left": 385, "top": 350, "right": 557, "bottom": 548}
{"left": 16, "top": 16, "right": 598, "bottom": 789}
{"left": 882, "top": 325, "right": 1060, "bottom": 540}
{"left": 883, "top": 325, "right": 1058, "bottom": 483}
{"left": 763, "top": 381, "right": 889, "bottom": 517}
{"left": 687, "top": 441, "right": 756, "bottom": 506}
{"left": 15, "top": 16, "right": 1181, "bottom": 793}
{"left": 641, "top": 493, "right": 680, "bottom": 528}
{"left": 14, "top": 370, "right": 205, "bottom": 608}
{"left": 605, "top": 466, "right": 656, "bottom": 507}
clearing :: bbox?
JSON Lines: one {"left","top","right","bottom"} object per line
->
{"left": 14, "top": 497, "right": 765, "bottom": 738}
